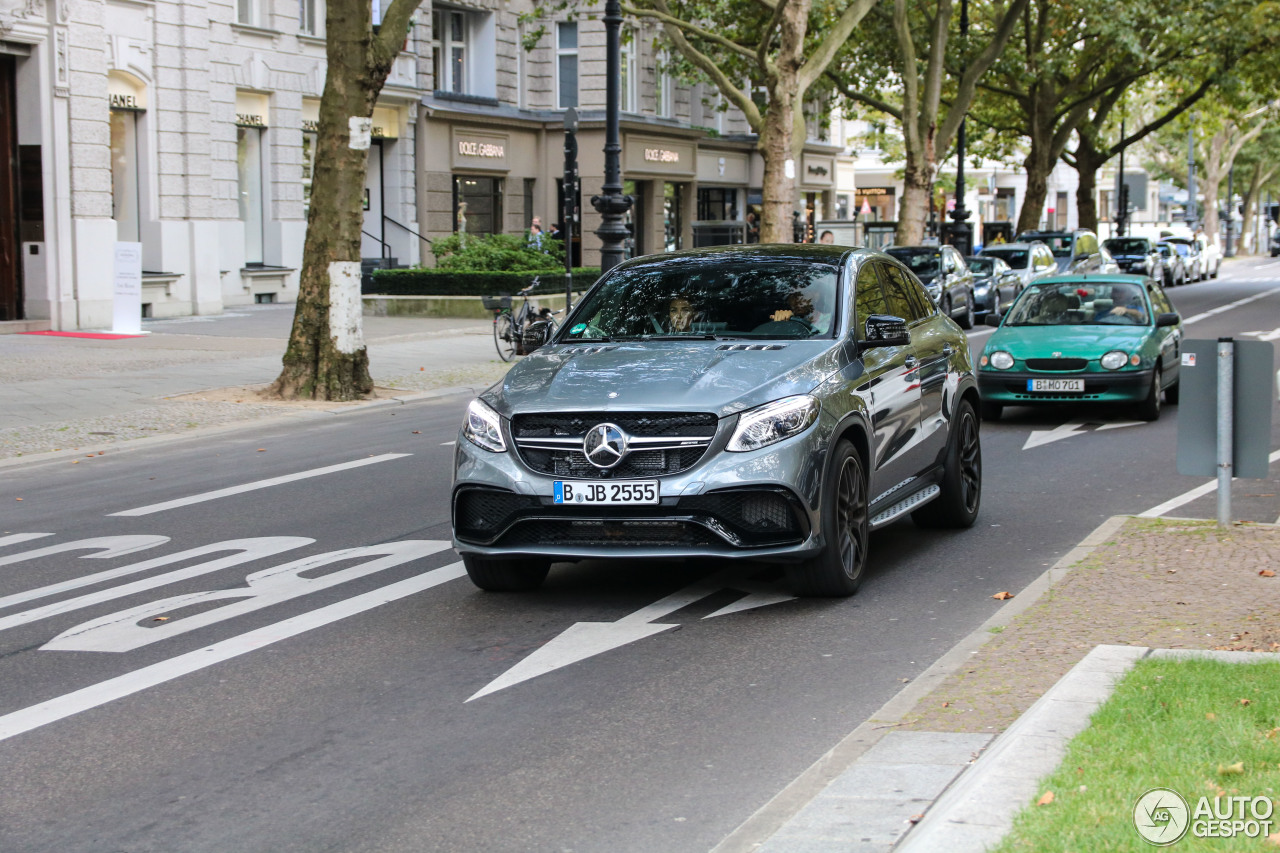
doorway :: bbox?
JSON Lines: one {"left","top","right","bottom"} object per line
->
{"left": 361, "top": 141, "right": 385, "bottom": 261}
{"left": 0, "top": 56, "right": 21, "bottom": 321}
{"left": 663, "top": 182, "right": 683, "bottom": 252}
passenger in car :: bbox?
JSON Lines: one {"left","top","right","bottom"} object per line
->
{"left": 667, "top": 295, "right": 697, "bottom": 333}
{"left": 770, "top": 285, "right": 834, "bottom": 334}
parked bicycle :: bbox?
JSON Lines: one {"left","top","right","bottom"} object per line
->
{"left": 484, "top": 277, "right": 562, "bottom": 362}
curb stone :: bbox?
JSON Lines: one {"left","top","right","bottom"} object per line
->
{"left": 711, "top": 515, "right": 1131, "bottom": 853}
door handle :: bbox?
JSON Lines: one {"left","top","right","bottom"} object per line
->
{"left": 904, "top": 355, "right": 918, "bottom": 369}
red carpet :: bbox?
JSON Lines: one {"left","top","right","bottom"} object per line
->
{"left": 19, "top": 331, "right": 146, "bottom": 340}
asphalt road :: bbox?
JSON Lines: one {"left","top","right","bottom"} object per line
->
{"left": 1, "top": 259, "right": 1278, "bottom": 853}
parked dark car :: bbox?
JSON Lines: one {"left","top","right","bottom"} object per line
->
{"left": 884, "top": 244, "right": 977, "bottom": 329}
{"left": 1271, "top": 230, "right": 1280, "bottom": 258}
{"left": 1155, "top": 242, "right": 1187, "bottom": 288}
{"left": 1015, "top": 229, "right": 1106, "bottom": 274}
{"left": 965, "top": 255, "right": 1022, "bottom": 318}
{"left": 1104, "top": 237, "right": 1163, "bottom": 280}
{"left": 452, "top": 244, "right": 983, "bottom": 598}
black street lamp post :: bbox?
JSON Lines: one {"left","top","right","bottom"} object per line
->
{"left": 591, "top": 0, "right": 633, "bottom": 273}
{"left": 948, "top": 0, "right": 972, "bottom": 255}
{"left": 1115, "top": 121, "right": 1128, "bottom": 237}
{"left": 563, "top": 107, "right": 579, "bottom": 311}
{"left": 1225, "top": 166, "right": 1236, "bottom": 258}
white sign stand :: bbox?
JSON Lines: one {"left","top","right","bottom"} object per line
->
{"left": 112, "top": 242, "right": 144, "bottom": 335}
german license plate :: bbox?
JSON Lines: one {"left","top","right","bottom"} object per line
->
{"left": 1028, "top": 378, "right": 1084, "bottom": 392}
{"left": 554, "top": 480, "right": 660, "bottom": 505}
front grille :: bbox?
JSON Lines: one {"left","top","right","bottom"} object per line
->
{"left": 499, "top": 519, "right": 717, "bottom": 548}
{"left": 681, "top": 489, "right": 804, "bottom": 543}
{"left": 1025, "top": 358, "right": 1088, "bottom": 371}
{"left": 512, "top": 411, "right": 718, "bottom": 480}
{"left": 454, "top": 488, "right": 539, "bottom": 540}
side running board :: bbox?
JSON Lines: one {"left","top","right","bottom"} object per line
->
{"left": 869, "top": 485, "right": 941, "bottom": 529}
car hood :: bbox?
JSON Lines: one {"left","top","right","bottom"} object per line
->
{"left": 486, "top": 341, "right": 844, "bottom": 419}
{"left": 987, "top": 324, "right": 1152, "bottom": 357}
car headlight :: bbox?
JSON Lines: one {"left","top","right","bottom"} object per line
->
{"left": 462, "top": 398, "right": 506, "bottom": 452}
{"left": 1100, "top": 350, "right": 1129, "bottom": 371}
{"left": 989, "top": 351, "right": 1015, "bottom": 370}
{"left": 727, "top": 395, "right": 820, "bottom": 452}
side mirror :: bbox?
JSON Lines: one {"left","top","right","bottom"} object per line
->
{"left": 984, "top": 313, "right": 1002, "bottom": 327}
{"left": 859, "top": 314, "right": 910, "bottom": 349}
{"left": 1155, "top": 312, "right": 1180, "bottom": 328}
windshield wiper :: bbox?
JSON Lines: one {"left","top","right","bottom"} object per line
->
{"left": 561, "top": 336, "right": 615, "bottom": 343}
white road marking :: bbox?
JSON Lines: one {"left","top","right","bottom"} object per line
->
{"left": 441, "top": 441, "right": 456, "bottom": 446}
{"left": 109, "top": 454, "right": 411, "bottom": 517}
{"left": 0, "top": 533, "right": 54, "bottom": 550}
{"left": 0, "top": 535, "right": 169, "bottom": 569}
{"left": 0, "top": 538, "right": 313, "bottom": 631}
{"left": 1139, "top": 448, "right": 1280, "bottom": 518}
{"left": 1180, "top": 287, "right": 1280, "bottom": 326}
{"left": 1241, "top": 328, "right": 1280, "bottom": 342}
{"left": 467, "top": 570, "right": 795, "bottom": 701}
{"left": 1022, "top": 419, "right": 1143, "bottom": 450}
{"left": 46, "top": 540, "right": 452, "bottom": 652}
{"left": 0, "top": 560, "right": 466, "bottom": 743}
{"left": 1095, "top": 421, "right": 1145, "bottom": 431}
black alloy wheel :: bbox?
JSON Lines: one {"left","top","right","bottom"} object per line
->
{"left": 786, "top": 441, "right": 868, "bottom": 597}
{"left": 914, "top": 400, "right": 982, "bottom": 528}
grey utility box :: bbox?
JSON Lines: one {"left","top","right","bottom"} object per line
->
{"left": 1176, "top": 339, "right": 1274, "bottom": 479}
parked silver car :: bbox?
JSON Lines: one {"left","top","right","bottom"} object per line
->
{"left": 452, "top": 245, "right": 983, "bottom": 597}
{"left": 978, "top": 240, "right": 1060, "bottom": 291}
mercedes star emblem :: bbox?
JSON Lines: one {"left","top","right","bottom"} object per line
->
{"left": 583, "top": 423, "right": 628, "bottom": 469}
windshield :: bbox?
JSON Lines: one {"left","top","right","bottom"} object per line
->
{"left": 1104, "top": 238, "right": 1150, "bottom": 255}
{"left": 1157, "top": 244, "right": 1175, "bottom": 257}
{"left": 1004, "top": 281, "right": 1150, "bottom": 327}
{"left": 967, "top": 258, "right": 996, "bottom": 274}
{"left": 982, "top": 248, "right": 1028, "bottom": 269}
{"left": 558, "top": 259, "right": 841, "bottom": 341}
{"left": 885, "top": 248, "right": 940, "bottom": 278}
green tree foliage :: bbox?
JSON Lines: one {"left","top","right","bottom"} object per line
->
{"left": 431, "top": 234, "right": 566, "bottom": 272}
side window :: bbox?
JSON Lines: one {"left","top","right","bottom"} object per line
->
{"left": 880, "top": 264, "right": 930, "bottom": 323}
{"left": 854, "top": 263, "right": 890, "bottom": 340}
{"left": 1077, "top": 233, "right": 1097, "bottom": 255}
{"left": 1148, "top": 285, "right": 1174, "bottom": 315}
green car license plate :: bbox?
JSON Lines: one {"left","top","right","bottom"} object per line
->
{"left": 553, "top": 480, "right": 660, "bottom": 505}
{"left": 1028, "top": 378, "right": 1084, "bottom": 392}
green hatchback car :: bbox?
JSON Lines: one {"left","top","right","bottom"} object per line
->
{"left": 976, "top": 275, "right": 1182, "bottom": 421}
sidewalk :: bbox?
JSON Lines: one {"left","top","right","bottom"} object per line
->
{"left": 0, "top": 305, "right": 509, "bottom": 460}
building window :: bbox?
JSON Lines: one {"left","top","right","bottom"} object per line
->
{"left": 556, "top": 21, "right": 578, "bottom": 109}
{"left": 299, "top": 0, "right": 321, "bottom": 36}
{"left": 432, "top": 7, "right": 487, "bottom": 96}
{"left": 655, "top": 50, "right": 673, "bottom": 118}
{"left": 237, "top": 127, "right": 266, "bottom": 264}
{"left": 1055, "top": 191, "right": 1068, "bottom": 229}
{"left": 453, "top": 175, "right": 503, "bottom": 237}
{"left": 620, "top": 28, "right": 637, "bottom": 113}
{"left": 237, "top": 0, "right": 258, "bottom": 26}
{"left": 110, "top": 109, "right": 141, "bottom": 242}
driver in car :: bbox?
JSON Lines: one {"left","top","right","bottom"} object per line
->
{"left": 770, "top": 285, "right": 833, "bottom": 334}
{"left": 667, "top": 295, "right": 696, "bottom": 333}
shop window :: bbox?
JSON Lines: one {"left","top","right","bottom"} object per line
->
{"left": 453, "top": 175, "right": 503, "bottom": 237}
{"left": 299, "top": 0, "right": 321, "bottom": 36}
{"left": 556, "top": 21, "right": 578, "bottom": 109}
{"left": 835, "top": 194, "right": 850, "bottom": 220}
{"left": 620, "top": 28, "right": 637, "bottom": 113}
{"left": 110, "top": 108, "right": 141, "bottom": 243}
{"left": 237, "top": 126, "right": 266, "bottom": 264}
{"left": 696, "top": 187, "right": 737, "bottom": 221}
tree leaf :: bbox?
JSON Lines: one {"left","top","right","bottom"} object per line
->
{"left": 1037, "top": 791, "right": 1055, "bottom": 806}
{"left": 992, "top": 591, "right": 1014, "bottom": 600}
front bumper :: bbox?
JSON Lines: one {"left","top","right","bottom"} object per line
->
{"left": 451, "top": 423, "right": 830, "bottom": 562}
{"left": 978, "top": 367, "right": 1154, "bottom": 405}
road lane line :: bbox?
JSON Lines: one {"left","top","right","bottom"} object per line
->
{"left": 0, "top": 535, "right": 169, "bottom": 568}
{"left": 109, "top": 453, "right": 411, "bottom": 516}
{"left": 0, "top": 533, "right": 54, "bottom": 550}
{"left": 1180, "top": 286, "right": 1280, "bottom": 326}
{"left": 1139, "top": 449, "right": 1280, "bottom": 518}
{"left": 0, "top": 561, "right": 466, "bottom": 742}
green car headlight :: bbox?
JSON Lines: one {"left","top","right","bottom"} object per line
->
{"left": 1100, "top": 350, "right": 1129, "bottom": 371}
{"left": 989, "top": 351, "right": 1015, "bottom": 370}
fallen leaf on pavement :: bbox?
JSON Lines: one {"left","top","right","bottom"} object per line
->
{"left": 412, "top": 431, "right": 421, "bottom": 434}
{"left": 1260, "top": 570, "right": 1276, "bottom": 578}
{"left": 14, "top": 498, "right": 21, "bottom": 501}
{"left": 1037, "top": 791, "right": 1055, "bottom": 806}
{"left": 941, "top": 701, "right": 951, "bottom": 708}
{"left": 907, "top": 814, "right": 924, "bottom": 824}
{"left": 1218, "top": 762, "right": 1245, "bottom": 776}
{"left": 257, "top": 448, "right": 266, "bottom": 452}
{"left": 992, "top": 591, "right": 1014, "bottom": 600}
{"left": 153, "top": 617, "right": 169, "bottom": 622}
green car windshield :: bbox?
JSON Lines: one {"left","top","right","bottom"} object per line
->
{"left": 1004, "top": 281, "right": 1150, "bottom": 327}
{"left": 560, "top": 260, "right": 840, "bottom": 341}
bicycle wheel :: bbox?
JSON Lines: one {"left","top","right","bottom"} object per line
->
{"left": 493, "top": 312, "right": 517, "bottom": 361}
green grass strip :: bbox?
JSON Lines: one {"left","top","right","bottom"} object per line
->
{"left": 992, "top": 656, "right": 1280, "bottom": 852}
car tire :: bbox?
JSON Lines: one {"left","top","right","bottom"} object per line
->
{"left": 1211, "top": 262, "right": 1220, "bottom": 279}
{"left": 1165, "top": 376, "right": 1180, "bottom": 405}
{"left": 785, "top": 440, "right": 868, "bottom": 598}
{"left": 941, "top": 295, "right": 952, "bottom": 321}
{"left": 462, "top": 554, "right": 551, "bottom": 592}
{"left": 990, "top": 291, "right": 1002, "bottom": 319}
{"left": 914, "top": 400, "right": 982, "bottom": 529}
{"left": 958, "top": 292, "right": 975, "bottom": 329}
{"left": 980, "top": 400, "right": 1003, "bottom": 421}
{"left": 1135, "top": 367, "right": 1163, "bottom": 422}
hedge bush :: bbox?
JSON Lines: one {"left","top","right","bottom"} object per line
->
{"left": 431, "top": 232, "right": 566, "bottom": 271}
{"left": 369, "top": 267, "right": 603, "bottom": 297}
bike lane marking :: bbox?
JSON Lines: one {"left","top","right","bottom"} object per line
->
{"left": 108, "top": 453, "right": 411, "bottom": 517}
{"left": 0, "top": 558, "right": 466, "bottom": 743}
{"left": 1139, "top": 448, "right": 1280, "bottom": 518}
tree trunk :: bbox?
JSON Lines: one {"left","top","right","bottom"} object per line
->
{"left": 1072, "top": 138, "right": 1107, "bottom": 233}
{"left": 268, "top": 0, "right": 414, "bottom": 400}
{"left": 1016, "top": 141, "right": 1055, "bottom": 235}
{"left": 758, "top": 97, "right": 797, "bottom": 243}
{"left": 898, "top": 155, "right": 932, "bottom": 245}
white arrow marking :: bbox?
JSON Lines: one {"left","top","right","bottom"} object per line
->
{"left": 0, "top": 533, "right": 55, "bottom": 550}
{"left": 467, "top": 570, "right": 795, "bottom": 701}
{"left": 0, "top": 535, "right": 169, "bottom": 569}
{"left": 1241, "top": 328, "right": 1280, "bottom": 341}
{"left": 1022, "top": 421, "right": 1088, "bottom": 450}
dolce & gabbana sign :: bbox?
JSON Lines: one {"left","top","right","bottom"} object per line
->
{"left": 624, "top": 135, "right": 696, "bottom": 177}
{"left": 451, "top": 129, "right": 510, "bottom": 170}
